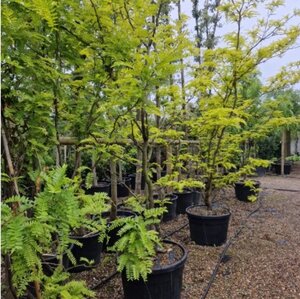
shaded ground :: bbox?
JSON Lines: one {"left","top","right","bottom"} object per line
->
{"left": 2, "top": 163, "right": 300, "bottom": 298}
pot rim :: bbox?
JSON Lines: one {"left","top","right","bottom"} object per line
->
{"left": 69, "top": 230, "right": 100, "bottom": 240}
{"left": 235, "top": 180, "right": 261, "bottom": 186}
{"left": 149, "top": 240, "right": 188, "bottom": 274}
{"left": 186, "top": 204, "right": 231, "bottom": 218}
{"left": 173, "top": 189, "right": 193, "bottom": 195}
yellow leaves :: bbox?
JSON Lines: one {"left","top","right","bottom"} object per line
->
{"left": 263, "top": 61, "right": 300, "bottom": 92}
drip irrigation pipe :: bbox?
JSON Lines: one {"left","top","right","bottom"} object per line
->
{"left": 162, "top": 222, "right": 189, "bottom": 239}
{"left": 91, "top": 271, "right": 119, "bottom": 290}
{"left": 200, "top": 193, "right": 264, "bottom": 299}
{"left": 263, "top": 187, "right": 300, "bottom": 193}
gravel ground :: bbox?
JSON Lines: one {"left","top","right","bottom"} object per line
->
{"left": 82, "top": 162, "right": 300, "bottom": 299}
{"left": 3, "top": 163, "right": 300, "bottom": 298}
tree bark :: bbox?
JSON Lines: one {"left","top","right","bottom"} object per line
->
{"left": 110, "top": 159, "right": 118, "bottom": 221}
{"left": 281, "top": 129, "right": 286, "bottom": 175}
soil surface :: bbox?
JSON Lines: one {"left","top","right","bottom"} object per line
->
{"left": 2, "top": 163, "right": 300, "bottom": 298}
{"left": 187, "top": 205, "right": 230, "bottom": 216}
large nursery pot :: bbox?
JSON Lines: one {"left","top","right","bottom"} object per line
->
{"left": 68, "top": 231, "right": 103, "bottom": 273}
{"left": 101, "top": 210, "right": 136, "bottom": 252}
{"left": 117, "top": 177, "right": 132, "bottom": 197}
{"left": 121, "top": 240, "right": 187, "bottom": 299}
{"left": 273, "top": 162, "right": 292, "bottom": 175}
{"left": 234, "top": 180, "right": 260, "bottom": 202}
{"left": 186, "top": 205, "right": 231, "bottom": 246}
{"left": 174, "top": 190, "right": 194, "bottom": 214}
{"left": 255, "top": 166, "right": 267, "bottom": 177}
{"left": 85, "top": 181, "right": 111, "bottom": 196}
{"left": 154, "top": 194, "right": 178, "bottom": 222}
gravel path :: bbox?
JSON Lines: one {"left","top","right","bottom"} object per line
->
{"left": 203, "top": 163, "right": 300, "bottom": 299}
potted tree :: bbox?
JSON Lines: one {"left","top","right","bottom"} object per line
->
{"left": 1, "top": 165, "right": 109, "bottom": 298}
{"left": 183, "top": 0, "right": 300, "bottom": 246}
{"left": 35, "top": 165, "right": 109, "bottom": 273}
{"left": 110, "top": 197, "right": 187, "bottom": 299}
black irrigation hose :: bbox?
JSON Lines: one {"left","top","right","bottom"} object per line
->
{"left": 91, "top": 271, "right": 119, "bottom": 290}
{"left": 200, "top": 192, "right": 265, "bottom": 299}
{"left": 263, "top": 187, "right": 300, "bottom": 193}
{"left": 162, "top": 222, "right": 189, "bottom": 239}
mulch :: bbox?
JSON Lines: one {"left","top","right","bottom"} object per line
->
{"left": 3, "top": 162, "right": 300, "bottom": 298}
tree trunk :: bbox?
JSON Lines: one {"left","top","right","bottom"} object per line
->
{"left": 135, "top": 149, "right": 143, "bottom": 195}
{"left": 110, "top": 159, "right": 118, "bottom": 221}
{"left": 142, "top": 141, "right": 153, "bottom": 208}
{"left": 281, "top": 129, "right": 286, "bottom": 175}
{"left": 166, "top": 144, "right": 173, "bottom": 194}
{"left": 72, "top": 148, "right": 81, "bottom": 178}
{"left": 92, "top": 156, "right": 97, "bottom": 186}
{"left": 285, "top": 130, "right": 291, "bottom": 157}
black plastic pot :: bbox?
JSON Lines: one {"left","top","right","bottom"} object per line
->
{"left": 121, "top": 240, "right": 187, "bottom": 299}
{"left": 273, "top": 163, "right": 292, "bottom": 175}
{"left": 102, "top": 210, "right": 136, "bottom": 252}
{"left": 174, "top": 190, "right": 194, "bottom": 214}
{"left": 234, "top": 181, "right": 260, "bottom": 202}
{"left": 68, "top": 231, "right": 102, "bottom": 273}
{"left": 154, "top": 194, "right": 178, "bottom": 222}
{"left": 117, "top": 177, "right": 132, "bottom": 197}
{"left": 41, "top": 251, "right": 70, "bottom": 276}
{"left": 255, "top": 166, "right": 267, "bottom": 177}
{"left": 128, "top": 173, "right": 145, "bottom": 190}
{"left": 186, "top": 205, "right": 231, "bottom": 246}
{"left": 192, "top": 189, "right": 202, "bottom": 205}
{"left": 85, "top": 181, "right": 111, "bottom": 196}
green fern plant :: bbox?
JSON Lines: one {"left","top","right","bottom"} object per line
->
{"left": 1, "top": 165, "right": 109, "bottom": 297}
{"left": 1, "top": 196, "right": 53, "bottom": 296}
{"left": 109, "top": 197, "right": 166, "bottom": 281}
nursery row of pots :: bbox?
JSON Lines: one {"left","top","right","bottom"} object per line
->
{"left": 255, "top": 161, "right": 293, "bottom": 176}
{"left": 85, "top": 172, "right": 168, "bottom": 198}
{"left": 36, "top": 177, "right": 261, "bottom": 299}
